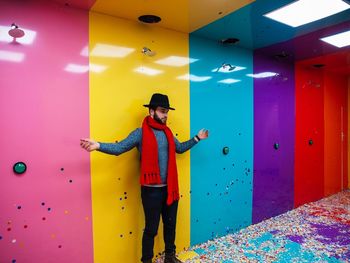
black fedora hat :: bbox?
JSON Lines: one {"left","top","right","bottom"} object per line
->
{"left": 143, "top": 93, "right": 175, "bottom": 110}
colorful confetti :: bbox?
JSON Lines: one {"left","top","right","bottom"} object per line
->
{"left": 157, "top": 190, "right": 350, "bottom": 262}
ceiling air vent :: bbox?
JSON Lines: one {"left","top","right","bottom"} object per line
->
{"left": 138, "top": 15, "right": 161, "bottom": 24}
{"left": 220, "top": 38, "right": 239, "bottom": 45}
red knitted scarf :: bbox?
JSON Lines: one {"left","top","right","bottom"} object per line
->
{"left": 141, "top": 116, "right": 179, "bottom": 205}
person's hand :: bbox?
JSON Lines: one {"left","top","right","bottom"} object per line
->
{"left": 197, "top": 129, "right": 209, "bottom": 140}
{"left": 80, "top": 138, "right": 100, "bottom": 152}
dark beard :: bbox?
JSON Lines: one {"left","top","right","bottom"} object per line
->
{"left": 154, "top": 112, "right": 166, "bottom": 124}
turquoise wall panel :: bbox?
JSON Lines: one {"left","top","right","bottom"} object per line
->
{"left": 189, "top": 35, "right": 254, "bottom": 245}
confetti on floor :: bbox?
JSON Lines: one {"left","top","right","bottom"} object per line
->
{"left": 156, "top": 190, "right": 350, "bottom": 262}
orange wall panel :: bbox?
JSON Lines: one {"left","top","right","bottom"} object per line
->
{"left": 324, "top": 72, "right": 348, "bottom": 196}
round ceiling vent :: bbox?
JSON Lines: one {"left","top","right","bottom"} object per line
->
{"left": 138, "top": 15, "right": 161, "bottom": 24}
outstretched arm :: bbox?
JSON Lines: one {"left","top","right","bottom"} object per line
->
{"left": 175, "top": 128, "right": 209, "bottom": 154}
{"left": 80, "top": 128, "right": 141, "bottom": 155}
{"left": 196, "top": 129, "right": 209, "bottom": 141}
{"left": 80, "top": 138, "right": 100, "bottom": 152}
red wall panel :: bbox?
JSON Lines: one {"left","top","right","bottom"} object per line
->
{"left": 295, "top": 64, "right": 324, "bottom": 207}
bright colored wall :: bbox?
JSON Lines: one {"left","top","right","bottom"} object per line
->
{"left": 89, "top": 12, "right": 191, "bottom": 263}
{"left": 252, "top": 52, "right": 295, "bottom": 223}
{"left": 0, "top": 1, "right": 93, "bottom": 262}
{"left": 189, "top": 35, "right": 254, "bottom": 245}
{"left": 294, "top": 64, "right": 325, "bottom": 207}
{"left": 349, "top": 77, "right": 350, "bottom": 189}
{"left": 324, "top": 72, "right": 348, "bottom": 196}
{"left": 294, "top": 59, "right": 349, "bottom": 207}
{"left": 0, "top": 0, "right": 349, "bottom": 262}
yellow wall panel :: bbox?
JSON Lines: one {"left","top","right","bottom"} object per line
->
{"left": 89, "top": 12, "right": 190, "bottom": 263}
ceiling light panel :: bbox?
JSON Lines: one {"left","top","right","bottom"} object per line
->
{"left": 264, "top": 0, "right": 350, "bottom": 27}
{"left": 320, "top": 30, "right": 350, "bottom": 48}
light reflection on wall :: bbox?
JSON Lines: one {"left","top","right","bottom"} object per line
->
{"left": 155, "top": 56, "right": 199, "bottom": 67}
{"left": 80, "top": 46, "right": 89, "bottom": 56}
{"left": 133, "top": 66, "right": 163, "bottom": 76}
{"left": 64, "top": 63, "right": 107, "bottom": 73}
{"left": 246, "top": 72, "right": 278, "bottom": 78}
{"left": 90, "top": 63, "right": 107, "bottom": 73}
{"left": 0, "top": 50, "right": 25, "bottom": 62}
{"left": 218, "top": 78, "right": 241, "bottom": 84}
{"left": 90, "top": 43, "right": 135, "bottom": 58}
{"left": 65, "top": 63, "right": 89, "bottom": 73}
{"left": 177, "top": 73, "right": 211, "bottom": 82}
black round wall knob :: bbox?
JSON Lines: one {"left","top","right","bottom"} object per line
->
{"left": 222, "top": 147, "right": 229, "bottom": 155}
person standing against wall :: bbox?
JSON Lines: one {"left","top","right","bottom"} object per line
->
{"left": 80, "top": 93, "right": 209, "bottom": 263}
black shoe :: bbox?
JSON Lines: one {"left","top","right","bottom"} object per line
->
{"left": 164, "top": 252, "right": 182, "bottom": 263}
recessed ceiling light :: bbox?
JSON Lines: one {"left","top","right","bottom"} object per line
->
{"left": 320, "top": 30, "right": 350, "bottom": 48}
{"left": 264, "top": 0, "right": 350, "bottom": 27}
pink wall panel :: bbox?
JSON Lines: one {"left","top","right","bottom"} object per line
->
{"left": 0, "top": 1, "right": 93, "bottom": 262}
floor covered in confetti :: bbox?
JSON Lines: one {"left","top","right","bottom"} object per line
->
{"left": 159, "top": 190, "right": 350, "bottom": 263}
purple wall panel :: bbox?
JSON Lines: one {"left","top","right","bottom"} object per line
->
{"left": 253, "top": 52, "right": 295, "bottom": 224}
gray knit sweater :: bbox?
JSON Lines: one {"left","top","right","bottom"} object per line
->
{"left": 98, "top": 128, "right": 197, "bottom": 184}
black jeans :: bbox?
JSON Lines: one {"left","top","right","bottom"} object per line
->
{"left": 141, "top": 186, "right": 178, "bottom": 262}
